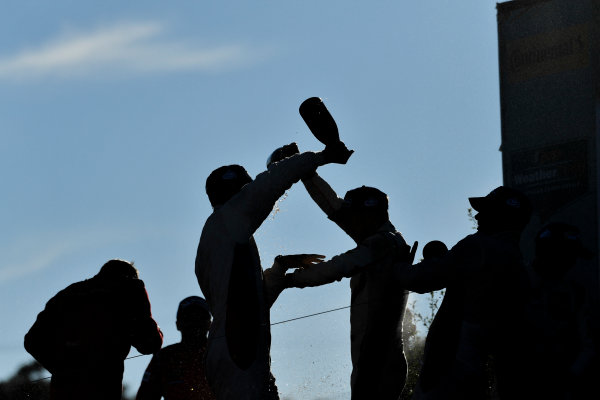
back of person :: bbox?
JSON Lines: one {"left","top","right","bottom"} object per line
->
{"left": 25, "top": 260, "right": 163, "bottom": 400}
{"left": 30, "top": 279, "right": 131, "bottom": 398}
{"left": 140, "top": 342, "right": 214, "bottom": 400}
{"left": 137, "top": 295, "right": 215, "bottom": 400}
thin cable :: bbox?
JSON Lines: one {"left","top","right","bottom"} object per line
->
{"left": 270, "top": 303, "right": 362, "bottom": 326}
{"left": 20, "top": 302, "right": 363, "bottom": 385}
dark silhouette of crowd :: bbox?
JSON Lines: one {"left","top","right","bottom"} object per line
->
{"left": 23, "top": 98, "right": 598, "bottom": 399}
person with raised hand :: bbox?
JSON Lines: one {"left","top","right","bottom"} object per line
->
{"left": 195, "top": 140, "right": 352, "bottom": 400}
{"left": 283, "top": 175, "right": 414, "bottom": 400}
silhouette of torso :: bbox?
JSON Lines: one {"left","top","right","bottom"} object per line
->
{"left": 25, "top": 277, "right": 162, "bottom": 400}
{"left": 138, "top": 341, "right": 215, "bottom": 400}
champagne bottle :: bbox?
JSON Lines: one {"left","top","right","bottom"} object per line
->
{"left": 299, "top": 97, "right": 340, "bottom": 146}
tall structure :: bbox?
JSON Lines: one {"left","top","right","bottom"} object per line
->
{"left": 496, "top": 0, "right": 600, "bottom": 326}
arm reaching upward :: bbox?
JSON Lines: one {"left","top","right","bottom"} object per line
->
{"left": 220, "top": 151, "right": 327, "bottom": 243}
{"left": 302, "top": 172, "right": 344, "bottom": 217}
{"left": 221, "top": 145, "right": 353, "bottom": 243}
{"left": 302, "top": 172, "right": 359, "bottom": 240}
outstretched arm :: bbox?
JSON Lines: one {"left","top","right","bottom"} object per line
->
{"left": 285, "top": 233, "right": 397, "bottom": 289}
{"left": 221, "top": 151, "right": 328, "bottom": 242}
{"left": 263, "top": 254, "right": 325, "bottom": 307}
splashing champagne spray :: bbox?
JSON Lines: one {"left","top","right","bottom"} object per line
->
{"left": 269, "top": 191, "right": 288, "bottom": 220}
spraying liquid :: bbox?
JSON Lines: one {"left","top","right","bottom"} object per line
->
{"left": 269, "top": 192, "right": 289, "bottom": 220}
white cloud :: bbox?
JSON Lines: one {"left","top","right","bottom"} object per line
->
{"left": 0, "top": 21, "right": 258, "bottom": 80}
{"left": 0, "top": 240, "right": 72, "bottom": 283}
{"left": 0, "top": 227, "right": 150, "bottom": 283}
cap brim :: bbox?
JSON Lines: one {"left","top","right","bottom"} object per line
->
{"left": 468, "top": 197, "right": 487, "bottom": 211}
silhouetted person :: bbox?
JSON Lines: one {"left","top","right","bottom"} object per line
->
{"left": 137, "top": 296, "right": 216, "bottom": 400}
{"left": 24, "top": 259, "right": 163, "bottom": 400}
{"left": 395, "top": 186, "right": 532, "bottom": 399}
{"left": 522, "top": 222, "right": 596, "bottom": 400}
{"left": 195, "top": 141, "right": 352, "bottom": 399}
{"left": 281, "top": 174, "right": 413, "bottom": 400}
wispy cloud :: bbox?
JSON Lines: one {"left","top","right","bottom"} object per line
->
{"left": 0, "top": 21, "right": 259, "bottom": 80}
{"left": 0, "top": 240, "right": 73, "bottom": 283}
{"left": 0, "top": 227, "right": 150, "bottom": 283}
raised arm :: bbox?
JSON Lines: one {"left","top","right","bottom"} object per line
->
{"left": 221, "top": 151, "right": 327, "bottom": 242}
{"left": 222, "top": 144, "right": 352, "bottom": 242}
{"left": 302, "top": 172, "right": 345, "bottom": 218}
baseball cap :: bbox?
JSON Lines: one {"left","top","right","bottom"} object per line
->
{"left": 469, "top": 186, "right": 532, "bottom": 220}
{"left": 205, "top": 165, "right": 253, "bottom": 206}
{"left": 342, "top": 186, "right": 388, "bottom": 212}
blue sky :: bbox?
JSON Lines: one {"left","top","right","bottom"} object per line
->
{"left": 1, "top": 1, "right": 504, "bottom": 398}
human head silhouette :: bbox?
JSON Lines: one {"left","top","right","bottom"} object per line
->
{"left": 423, "top": 240, "right": 448, "bottom": 260}
{"left": 176, "top": 296, "right": 211, "bottom": 336}
{"left": 469, "top": 186, "right": 532, "bottom": 233}
{"left": 206, "top": 165, "right": 253, "bottom": 207}
{"left": 336, "top": 186, "right": 389, "bottom": 242}
{"left": 97, "top": 259, "right": 139, "bottom": 281}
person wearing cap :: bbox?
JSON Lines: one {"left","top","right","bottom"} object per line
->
{"left": 136, "top": 296, "right": 215, "bottom": 400}
{"left": 521, "top": 222, "right": 597, "bottom": 399}
{"left": 276, "top": 171, "right": 413, "bottom": 400}
{"left": 394, "top": 186, "right": 533, "bottom": 399}
{"left": 195, "top": 141, "right": 353, "bottom": 400}
{"left": 24, "top": 259, "right": 163, "bottom": 400}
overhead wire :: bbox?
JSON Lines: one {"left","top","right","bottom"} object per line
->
{"left": 19, "top": 301, "right": 362, "bottom": 385}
